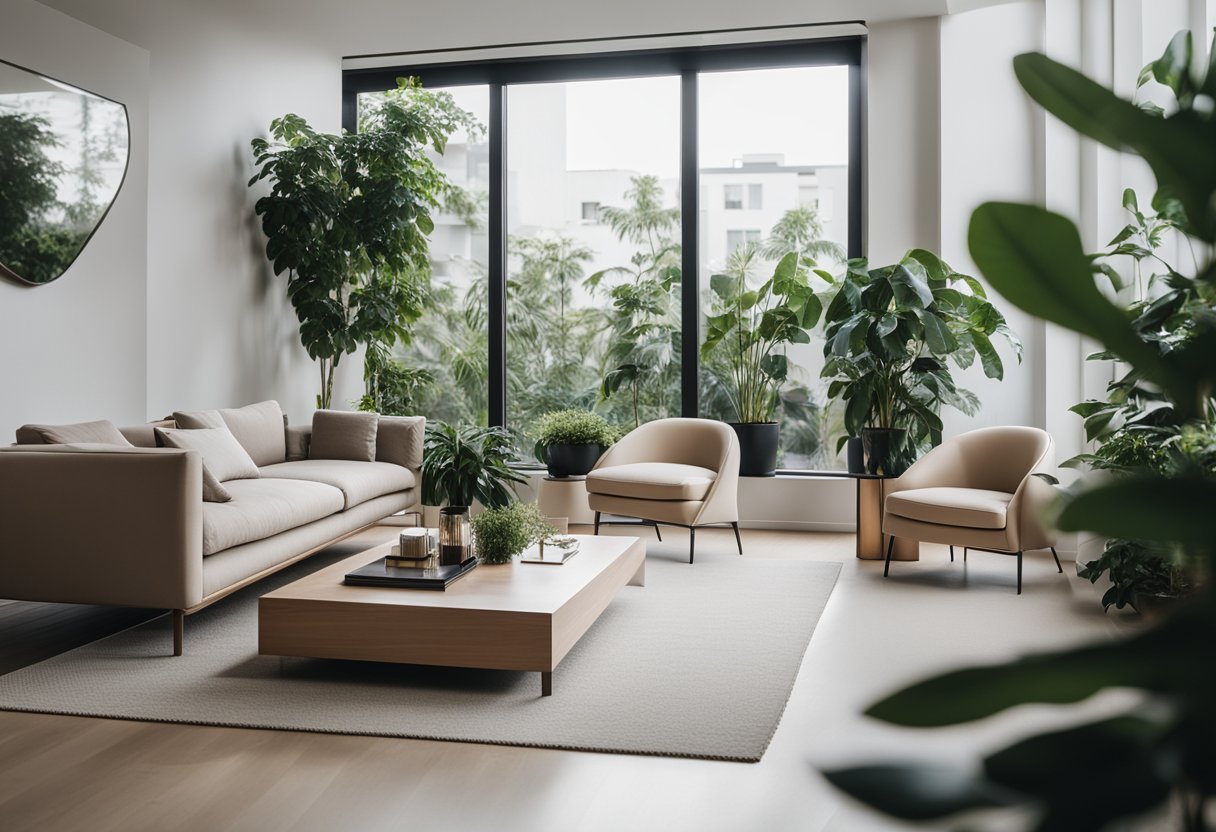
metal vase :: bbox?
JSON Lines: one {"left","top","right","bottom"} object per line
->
{"left": 438, "top": 505, "right": 472, "bottom": 566}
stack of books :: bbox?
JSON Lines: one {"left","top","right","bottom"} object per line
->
{"left": 343, "top": 555, "right": 477, "bottom": 590}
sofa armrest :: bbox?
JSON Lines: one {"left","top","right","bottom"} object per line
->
{"left": 375, "top": 415, "right": 424, "bottom": 473}
{"left": 0, "top": 444, "right": 204, "bottom": 610}
{"left": 286, "top": 424, "right": 312, "bottom": 461}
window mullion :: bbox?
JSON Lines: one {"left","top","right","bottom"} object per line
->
{"left": 680, "top": 70, "right": 699, "bottom": 419}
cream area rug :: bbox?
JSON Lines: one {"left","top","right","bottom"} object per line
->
{"left": 0, "top": 544, "right": 839, "bottom": 762}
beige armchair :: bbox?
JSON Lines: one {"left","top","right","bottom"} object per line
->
{"left": 585, "top": 418, "right": 741, "bottom": 564}
{"left": 882, "top": 426, "right": 1062, "bottom": 594}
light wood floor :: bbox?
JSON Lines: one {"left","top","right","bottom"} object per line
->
{"left": 0, "top": 526, "right": 1137, "bottom": 832}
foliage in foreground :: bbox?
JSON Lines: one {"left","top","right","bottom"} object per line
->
{"left": 822, "top": 30, "right": 1216, "bottom": 832}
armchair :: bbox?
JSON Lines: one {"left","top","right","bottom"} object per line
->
{"left": 882, "top": 426, "right": 1062, "bottom": 594}
{"left": 585, "top": 418, "right": 741, "bottom": 564}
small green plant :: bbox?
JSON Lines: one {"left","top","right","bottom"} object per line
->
{"left": 420, "top": 422, "right": 525, "bottom": 508}
{"left": 471, "top": 502, "right": 555, "bottom": 564}
{"left": 533, "top": 410, "right": 619, "bottom": 447}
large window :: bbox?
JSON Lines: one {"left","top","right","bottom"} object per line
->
{"left": 344, "top": 35, "right": 862, "bottom": 470}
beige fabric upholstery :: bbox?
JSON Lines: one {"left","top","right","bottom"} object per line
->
{"left": 309, "top": 410, "right": 379, "bottom": 462}
{"left": 201, "top": 478, "right": 344, "bottom": 556}
{"left": 16, "top": 420, "right": 133, "bottom": 446}
{"left": 586, "top": 418, "right": 739, "bottom": 528}
{"left": 886, "top": 487, "right": 1012, "bottom": 530}
{"left": 201, "top": 491, "right": 411, "bottom": 597}
{"left": 586, "top": 462, "right": 716, "bottom": 501}
{"left": 0, "top": 444, "right": 203, "bottom": 609}
{"left": 258, "top": 459, "right": 416, "bottom": 510}
{"left": 375, "top": 415, "right": 425, "bottom": 470}
{"left": 199, "top": 465, "right": 232, "bottom": 503}
{"left": 172, "top": 409, "right": 224, "bottom": 430}
{"left": 883, "top": 426, "right": 1057, "bottom": 554}
{"left": 155, "top": 426, "right": 260, "bottom": 483}
{"left": 118, "top": 421, "right": 175, "bottom": 448}
{"left": 175, "top": 401, "right": 285, "bottom": 466}
{"left": 286, "top": 424, "right": 312, "bottom": 461}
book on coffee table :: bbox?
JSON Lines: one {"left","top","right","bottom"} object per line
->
{"left": 343, "top": 556, "right": 477, "bottom": 590}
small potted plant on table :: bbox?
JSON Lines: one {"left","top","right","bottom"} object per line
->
{"left": 533, "top": 409, "right": 619, "bottom": 478}
{"left": 470, "top": 502, "right": 557, "bottom": 564}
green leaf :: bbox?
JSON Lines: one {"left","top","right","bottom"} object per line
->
{"left": 1056, "top": 476, "right": 1216, "bottom": 545}
{"left": 917, "top": 310, "right": 957, "bottom": 354}
{"left": 822, "top": 764, "right": 1020, "bottom": 822}
{"left": 970, "top": 331, "right": 1004, "bottom": 380}
{"left": 889, "top": 264, "right": 933, "bottom": 309}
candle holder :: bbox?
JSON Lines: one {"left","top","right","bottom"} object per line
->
{"left": 438, "top": 505, "right": 472, "bottom": 566}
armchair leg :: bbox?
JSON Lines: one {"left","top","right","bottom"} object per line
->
{"left": 593, "top": 512, "right": 601, "bottom": 536}
{"left": 731, "top": 522, "right": 743, "bottom": 555}
{"left": 172, "top": 609, "right": 184, "bottom": 657}
{"left": 883, "top": 535, "right": 895, "bottom": 577}
{"left": 1050, "top": 547, "right": 1063, "bottom": 573}
{"left": 689, "top": 527, "right": 695, "bottom": 564}
{"left": 653, "top": 522, "right": 662, "bottom": 542}
{"left": 1017, "top": 551, "right": 1023, "bottom": 595}
{"left": 950, "top": 545, "right": 954, "bottom": 563}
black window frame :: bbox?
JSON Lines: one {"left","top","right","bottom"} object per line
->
{"left": 342, "top": 35, "right": 865, "bottom": 438}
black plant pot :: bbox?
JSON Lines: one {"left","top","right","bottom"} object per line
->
{"left": 862, "top": 428, "right": 908, "bottom": 477}
{"left": 845, "top": 437, "right": 865, "bottom": 474}
{"left": 730, "top": 422, "right": 779, "bottom": 477}
{"left": 545, "top": 443, "right": 603, "bottom": 478}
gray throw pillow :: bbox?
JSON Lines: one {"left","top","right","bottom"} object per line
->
{"left": 16, "top": 420, "right": 134, "bottom": 447}
{"left": 172, "top": 409, "right": 224, "bottom": 429}
{"left": 309, "top": 410, "right": 379, "bottom": 462}
{"left": 174, "top": 401, "right": 286, "bottom": 467}
{"left": 155, "top": 426, "right": 260, "bottom": 486}
{"left": 375, "top": 415, "right": 425, "bottom": 470}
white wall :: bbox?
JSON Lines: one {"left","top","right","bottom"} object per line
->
{"left": 0, "top": 0, "right": 149, "bottom": 442}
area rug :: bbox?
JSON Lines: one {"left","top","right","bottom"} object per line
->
{"left": 0, "top": 546, "right": 839, "bottom": 762}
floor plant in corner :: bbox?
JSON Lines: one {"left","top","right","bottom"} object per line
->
{"left": 822, "top": 31, "right": 1216, "bottom": 831}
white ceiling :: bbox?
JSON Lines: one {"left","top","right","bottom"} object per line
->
{"left": 38, "top": 0, "right": 1022, "bottom": 59}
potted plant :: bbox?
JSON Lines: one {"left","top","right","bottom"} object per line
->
{"left": 820, "top": 250, "right": 1021, "bottom": 475}
{"left": 470, "top": 501, "right": 556, "bottom": 564}
{"left": 420, "top": 421, "right": 526, "bottom": 510}
{"left": 532, "top": 409, "right": 618, "bottom": 478}
{"left": 701, "top": 248, "right": 825, "bottom": 476}
{"left": 249, "top": 78, "right": 479, "bottom": 409}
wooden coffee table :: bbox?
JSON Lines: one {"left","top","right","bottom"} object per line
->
{"left": 258, "top": 534, "right": 645, "bottom": 696}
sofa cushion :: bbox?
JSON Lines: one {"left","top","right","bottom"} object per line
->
{"left": 586, "top": 462, "right": 716, "bottom": 502}
{"left": 202, "top": 478, "right": 344, "bottom": 556}
{"left": 16, "top": 420, "right": 133, "bottom": 447}
{"left": 309, "top": 410, "right": 379, "bottom": 462}
{"left": 155, "top": 426, "right": 258, "bottom": 502}
{"left": 175, "top": 401, "right": 286, "bottom": 467}
{"left": 886, "top": 487, "right": 1013, "bottom": 530}
{"left": 376, "top": 415, "right": 425, "bottom": 470}
{"left": 259, "top": 459, "right": 416, "bottom": 509}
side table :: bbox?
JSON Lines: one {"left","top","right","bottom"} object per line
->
{"left": 850, "top": 473, "right": 919, "bottom": 562}
{"left": 537, "top": 475, "right": 595, "bottom": 525}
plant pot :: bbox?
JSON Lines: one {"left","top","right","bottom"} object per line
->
{"left": 544, "top": 443, "right": 603, "bottom": 478}
{"left": 845, "top": 437, "right": 865, "bottom": 474}
{"left": 730, "top": 422, "right": 779, "bottom": 477}
{"left": 862, "top": 428, "right": 908, "bottom": 477}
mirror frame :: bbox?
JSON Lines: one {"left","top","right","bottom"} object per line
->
{"left": 0, "top": 57, "right": 132, "bottom": 287}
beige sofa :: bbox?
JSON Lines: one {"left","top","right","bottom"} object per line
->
{"left": 0, "top": 401, "right": 422, "bottom": 653}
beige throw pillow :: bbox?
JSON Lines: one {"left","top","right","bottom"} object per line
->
{"left": 16, "top": 420, "right": 134, "bottom": 447}
{"left": 174, "top": 401, "right": 286, "bottom": 467}
{"left": 375, "top": 415, "right": 425, "bottom": 470}
{"left": 309, "top": 410, "right": 379, "bottom": 462}
{"left": 155, "top": 426, "right": 259, "bottom": 503}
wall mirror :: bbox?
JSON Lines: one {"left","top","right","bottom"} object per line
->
{"left": 0, "top": 58, "right": 130, "bottom": 286}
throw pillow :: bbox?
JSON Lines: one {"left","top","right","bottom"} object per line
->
{"left": 309, "top": 410, "right": 379, "bottom": 462}
{"left": 375, "top": 415, "right": 425, "bottom": 470}
{"left": 220, "top": 400, "right": 286, "bottom": 466}
{"left": 155, "top": 426, "right": 260, "bottom": 485}
{"left": 16, "top": 420, "right": 134, "bottom": 447}
{"left": 172, "top": 409, "right": 224, "bottom": 429}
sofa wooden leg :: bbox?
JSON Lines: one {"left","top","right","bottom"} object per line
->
{"left": 688, "top": 527, "right": 695, "bottom": 564}
{"left": 593, "top": 512, "right": 600, "bottom": 535}
{"left": 732, "top": 522, "right": 743, "bottom": 555}
{"left": 173, "top": 609, "right": 184, "bottom": 656}
{"left": 1050, "top": 546, "right": 1063, "bottom": 573}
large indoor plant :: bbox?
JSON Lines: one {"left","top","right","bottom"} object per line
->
{"left": 701, "top": 248, "right": 824, "bottom": 476}
{"left": 249, "top": 78, "right": 478, "bottom": 409}
{"left": 532, "top": 409, "right": 619, "bottom": 478}
{"left": 420, "top": 421, "right": 526, "bottom": 510}
{"left": 820, "top": 250, "right": 1021, "bottom": 475}
{"left": 822, "top": 31, "right": 1216, "bottom": 830}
